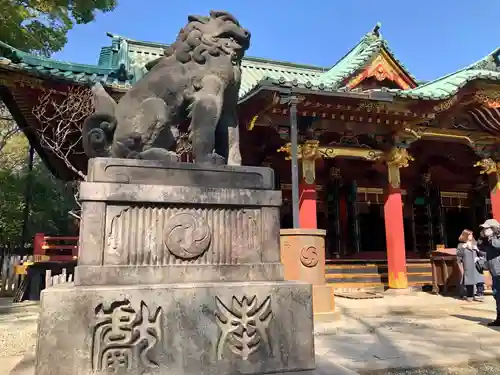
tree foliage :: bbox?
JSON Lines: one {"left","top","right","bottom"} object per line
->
{"left": 0, "top": 102, "right": 77, "bottom": 247}
{"left": 0, "top": 161, "right": 77, "bottom": 246}
{"left": 0, "top": 101, "right": 28, "bottom": 170}
{"left": 0, "top": 0, "right": 118, "bottom": 56}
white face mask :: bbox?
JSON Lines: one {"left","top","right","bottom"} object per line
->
{"left": 484, "top": 228, "right": 494, "bottom": 237}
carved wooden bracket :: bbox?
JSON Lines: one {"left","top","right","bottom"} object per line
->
{"left": 278, "top": 142, "right": 416, "bottom": 188}
{"left": 277, "top": 140, "right": 323, "bottom": 184}
{"left": 474, "top": 88, "right": 500, "bottom": 109}
{"left": 278, "top": 140, "right": 386, "bottom": 184}
{"left": 475, "top": 158, "right": 499, "bottom": 175}
{"left": 277, "top": 142, "right": 384, "bottom": 162}
{"left": 475, "top": 158, "right": 500, "bottom": 192}
{"left": 401, "top": 126, "right": 496, "bottom": 145}
{"left": 385, "top": 147, "right": 414, "bottom": 189}
{"left": 400, "top": 126, "right": 499, "bottom": 161}
{"left": 432, "top": 96, "right": 459, "bottom": 113}
{"left": 385, "top": 147, "right": 414, "bottom": 169}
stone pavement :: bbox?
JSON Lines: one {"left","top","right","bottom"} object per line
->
{"left": 3, "top": 293, "right": 500, "bottom": 374}
{"left": 0, "top": 299, "right": 38, "bottom": 375}
{"left": 314, "top": 292, "right": 500, "bottom": 374}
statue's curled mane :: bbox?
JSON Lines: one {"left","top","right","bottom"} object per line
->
{"left": 161, "top": 10, "right": 248, "bottom": 65}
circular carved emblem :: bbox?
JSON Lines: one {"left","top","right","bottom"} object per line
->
{"left": 164, "top": 213, "right": 211, "bottom": 259}
{"left": 300, "top": 246, "right": 318, "bottom": 268}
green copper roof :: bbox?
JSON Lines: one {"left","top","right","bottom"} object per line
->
{"left": 312, "top": 23, "right": 416, "bottom": 88}
{"left": 0, "top": 34, "right": 331, "bottom": 98}
{"left": 1, "top": 29, "right": 499, "bottom": 102}
{"left": 104, "top": 34, "right": 328, "bottom": 98}
{"left": 387, "top": 48, "right": 500, "bottom": 100}
{"left": 0, "top": 25, "right": 416, "bottom": 99}
{"left": 239, "top": 23, "right": 418, "bottom": 97}
{"left": 239, "top": 57, "right": 326, "bottom": 97}
{"left": 0, "top": 40, "right": 132, "bottom": 89}
{"left": 314, "top": 33, "right": 383, "bottom": 87}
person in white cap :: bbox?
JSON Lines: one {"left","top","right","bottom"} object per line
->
{"left": 478, "top": 218, "right": 500, "bottom": 326}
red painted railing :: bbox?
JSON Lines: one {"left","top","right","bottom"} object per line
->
{"left": 33, "top": 233, "right": 78, "bottom": 262}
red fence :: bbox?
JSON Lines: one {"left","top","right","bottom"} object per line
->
{"left": 33, "top": 233, "right": 78, "bottom": 262}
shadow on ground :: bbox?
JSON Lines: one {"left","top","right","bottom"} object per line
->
{"left": 316, "top": 297, "right": 500, "bottom": 374}
{"left": 359, "top": 359, "right": 500, "bottom": 375}
{"left": 8, "top": 355, "right": 35, "bottom": 375}
{"left": 4, "top": 295, "right": 500, "bottom": 375}
{"left": 452, "top": 313, "right": 500, "bottom": 329}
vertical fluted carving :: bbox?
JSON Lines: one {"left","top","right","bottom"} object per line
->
{"left": 106, "top": 206, "right": 262, "bottom": 265}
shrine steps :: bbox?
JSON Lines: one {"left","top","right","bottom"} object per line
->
{"left": 325, "top": 259, "right": 433, "bottom": 292}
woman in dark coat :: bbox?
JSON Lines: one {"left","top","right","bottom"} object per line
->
{"left": 456, "top": 229, "right": 485, "bottom": 301}
{"left": 477, "top": 219, "right": 500, "bottom": 325}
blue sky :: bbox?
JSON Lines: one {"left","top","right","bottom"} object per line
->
{"left": 52, "top": 0, "right": 499, "bottom": 82}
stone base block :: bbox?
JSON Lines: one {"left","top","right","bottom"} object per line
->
{"left": 280, "top": 229, "right": 327, "bottom": 286}
{"left": 312, "top": 284, "right": 335, "bottom": 314}
{"left": 35, "top": 281, "right": 315, "bottom": 375}
{"left": 74, "top": 263, "right": 283, "bottom": 285}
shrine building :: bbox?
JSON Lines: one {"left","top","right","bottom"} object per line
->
{"left": 1, "top": 25, "right": 500, "bottom": 291}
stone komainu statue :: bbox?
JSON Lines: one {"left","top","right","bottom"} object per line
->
{"left": 82, "top": 10, "right": 250, "bottom": 165}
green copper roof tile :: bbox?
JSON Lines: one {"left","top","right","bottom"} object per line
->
{"left": 0, "top": 40, "right": 133, "bottom": 89}
{"left": 1, "top": 30, "right": 500, "bottom": 103}
{"left": 312, "top": 23, "right": 416, "bottom": 89}
{"left": 239, "top": 57, "right": 324, "bottom": 98}
{"left": 314, "top": 32, "right": 383, "bottom": 88}
{"left": 103, "top": 34, "right": 330, "bottom": 98}
{"left": 386, "top": 48, "right": 500, "bottom": 100}
{"left": 0, "top": 28, "right": 415, "bottom": 99}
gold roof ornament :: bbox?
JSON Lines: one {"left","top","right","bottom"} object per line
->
{"left": 384, "top": 147, "right": 414, "bottom": 189}
{"left": 475, "top": 158, "right": 499, "bottom": 175}
{"left": 385, "top": 147, "right": 414, "bottom": 169}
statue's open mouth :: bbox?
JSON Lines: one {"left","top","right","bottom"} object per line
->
{"left": 218, "top": 28, "right": 251, "bottom": 53}
{"left": 230, "top": 48, "right": 245, "bottom": 63}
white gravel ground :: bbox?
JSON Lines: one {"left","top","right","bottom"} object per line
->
{"left": 0, "top": 308, "right": 38, "bottom": 358}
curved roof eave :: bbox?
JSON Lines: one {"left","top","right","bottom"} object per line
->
{"left": 0, "top": 40, "right": 133, "bottom": 90}
{"left": 238, "top": 78, "right": 394, "bottom": 105}
{"left": 382, "top": 48, "right": 500, "bottom": 101}
{"left": 312, "top": 23, "right": 417, "bottom": 89}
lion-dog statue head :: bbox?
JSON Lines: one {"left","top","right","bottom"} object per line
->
{"left": 146, "top": 11, "right": 250, "bottom": 70}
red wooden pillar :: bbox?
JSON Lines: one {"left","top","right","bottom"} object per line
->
{"left": 298, "top": 142, "right": 320, "bottom": 229}
{"left": 489, "top": 173, "right": 500, "bottom": 221}
{"left": 384, "top": 185, "right": 408, "bottom": 289}
{"left": 384, "top": 152, "right": 409, "bottom": 289}
{"left": 299, "top": 182, "right": 317, "bottom": 228}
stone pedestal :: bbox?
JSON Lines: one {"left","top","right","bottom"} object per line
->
{"left": 35, "top": 158, "right": 315, "bottom": 375}
{"left": 280, "top": 229, "right": 334, "bottom": 314}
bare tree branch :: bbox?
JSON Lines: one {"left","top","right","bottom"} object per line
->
{"left": 32, "top": 86, "right": 93, "bottom": 222}
{"left": 66, "top": 180, "right": 82, "bottom": 221}
{"left": 32, "top": 86, "right": 93, "bottom": 181}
